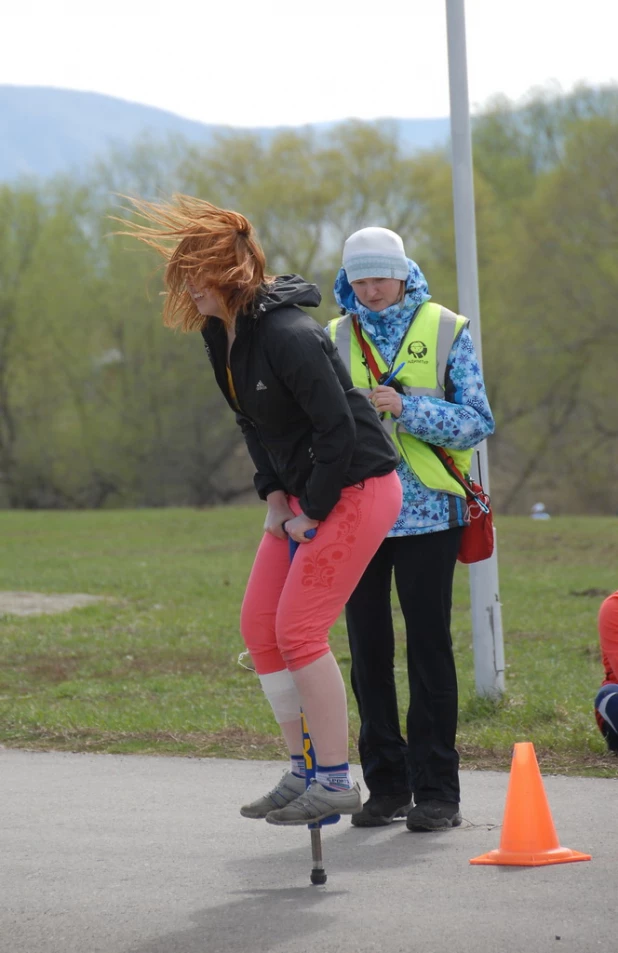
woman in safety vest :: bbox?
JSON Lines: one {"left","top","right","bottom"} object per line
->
{"left": 330, "top": 227, "right": 495, "bottom": 830}
{"left": 116, "top": 198, "right": 403, "bottom": 826}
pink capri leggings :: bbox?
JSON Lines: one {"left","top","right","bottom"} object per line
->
{"left": 240, "top": 471, "right": 402, "bottom": 675}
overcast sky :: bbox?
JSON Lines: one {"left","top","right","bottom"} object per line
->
{"left": 3, "top": 0, "right": 618, "bottom": 127}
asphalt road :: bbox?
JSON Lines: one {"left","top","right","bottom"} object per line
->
{"left": 1, "top": 749, "right": 616, "bottom": 953}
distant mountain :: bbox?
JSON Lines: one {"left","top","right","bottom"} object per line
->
{"left": 0, "top": 86, "right": 450, "bottom": 182}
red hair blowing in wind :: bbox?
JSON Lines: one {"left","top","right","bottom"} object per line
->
{"left": 114, "top": 194, "right": 271, "bottom": 331}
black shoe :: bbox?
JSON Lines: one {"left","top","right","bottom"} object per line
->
{"left": 351, "top": 793, "right": 413, "bottom": 828}
{"left": 406, "top": 799, "right": 462, "bottom": 832}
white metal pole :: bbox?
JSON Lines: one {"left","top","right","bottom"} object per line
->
{"left": 445, "top": 0, "right": 504, "bottom": 696}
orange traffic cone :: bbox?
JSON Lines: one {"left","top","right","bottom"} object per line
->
{"left": 470, "top": 742, "right": 592, "bottom": 867}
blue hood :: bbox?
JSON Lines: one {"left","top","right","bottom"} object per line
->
{"left": 333, "top": 257, "right": 431, "bottom": 315}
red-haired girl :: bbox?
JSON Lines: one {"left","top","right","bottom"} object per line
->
{"left": 118, "top": 196, "right": 402, "bottom": 824}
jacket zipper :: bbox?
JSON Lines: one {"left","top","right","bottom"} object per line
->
{"left": 226, "top": 332, "right": 267, "bottom": 447}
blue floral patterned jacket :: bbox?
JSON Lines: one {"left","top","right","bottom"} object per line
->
{"left": 332, "top": 259, "right": 495, "bottom": 536}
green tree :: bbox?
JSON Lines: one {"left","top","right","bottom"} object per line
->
{"left": 491, "top": 116, "right": 618, "bottom": 513}
{"left": 0, "top": 186, "right": 46, "bottom": 504}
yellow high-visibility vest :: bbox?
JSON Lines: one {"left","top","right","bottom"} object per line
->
{"left": 328, "top": 302, "right": 473, "bottom": 497}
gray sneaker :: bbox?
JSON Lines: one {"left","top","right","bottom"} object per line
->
{"left": 265, "top": 779, "right": 362, "bottom": 826}
{"left": 240, "top": 771, "right": 306, "bottom": 819}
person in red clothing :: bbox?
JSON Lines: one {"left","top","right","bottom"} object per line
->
{"left": 594, "top": 591, "right": 618, "bottom": 752}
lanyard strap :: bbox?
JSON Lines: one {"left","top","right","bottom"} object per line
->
{"left": 352, "top": 315, "right": 386, "bottom": 384}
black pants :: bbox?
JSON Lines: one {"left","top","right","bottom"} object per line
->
{"left": 345, "top": 528, "right": 463, "bottom": 805}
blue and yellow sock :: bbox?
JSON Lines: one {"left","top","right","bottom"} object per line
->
{"left": 315, "top": 762, "right": 352, "bottom": 791}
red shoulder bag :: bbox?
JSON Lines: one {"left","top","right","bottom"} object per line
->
{"left": 431, "top": 447, "right": 494, "bottom": 564}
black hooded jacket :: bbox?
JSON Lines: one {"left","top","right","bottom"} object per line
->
{"left": 200, "top": 275, "right": 400, "bottom": 521}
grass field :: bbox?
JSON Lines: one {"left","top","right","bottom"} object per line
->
{"left": 0, "top": 508, "right": 616, "bottom": 777}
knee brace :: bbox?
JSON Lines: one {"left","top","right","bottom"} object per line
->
{"left": 258, "top": 669, "right": 301, "bottom": 725}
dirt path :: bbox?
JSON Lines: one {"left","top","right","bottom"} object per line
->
{"left": 0, "top": 592, "right": 106, "bottom": 616}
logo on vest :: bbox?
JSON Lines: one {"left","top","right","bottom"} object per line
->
{"left": 407, "top": 340, "right": 428, "bottom": 360}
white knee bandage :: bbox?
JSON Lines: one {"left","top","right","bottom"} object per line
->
{"left": 258, "top": 670, "right": 301, "bottom": 725}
